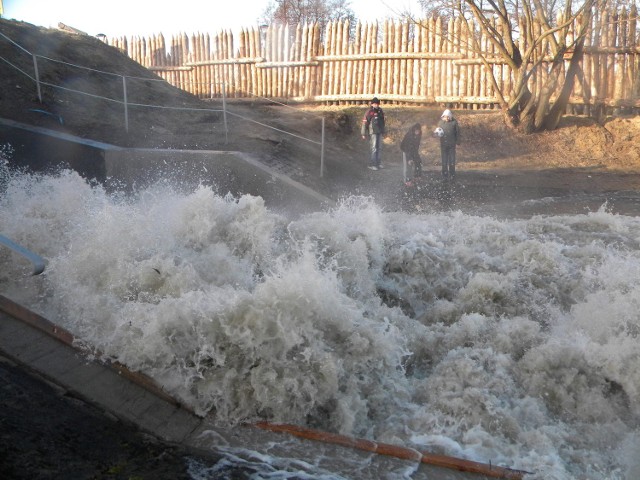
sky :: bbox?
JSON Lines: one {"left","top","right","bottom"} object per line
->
{"left": 3, "top": 0, "right": 423, "bottom": 38}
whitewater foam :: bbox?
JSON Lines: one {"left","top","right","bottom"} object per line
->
{"left": 2, "top": 160, "right": 640, "bottom": 479}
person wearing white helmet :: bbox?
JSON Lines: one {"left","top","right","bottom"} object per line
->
{"left": 436, "top": 109, "right": 461, "bottom": 179}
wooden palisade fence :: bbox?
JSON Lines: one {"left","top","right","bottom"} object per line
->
{"left": 106, "top": 8, "right": 640, "bottom": 113}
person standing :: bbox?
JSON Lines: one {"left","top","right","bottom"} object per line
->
{"left": 400, "top": 123, "right": 423, "bottom": 186}
{"left": 436, "top": 109, "right": 461, "bottom": 179}
{"left": 361, "top": 97, "right": 386, "bottom": 170}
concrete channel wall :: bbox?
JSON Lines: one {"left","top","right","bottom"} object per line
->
{"left": 0, "top": 118, "right": 333, "bottom": 216}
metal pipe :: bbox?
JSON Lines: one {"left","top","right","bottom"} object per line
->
{"left": 0, "top": 234, "right": 45, "bottom": 275}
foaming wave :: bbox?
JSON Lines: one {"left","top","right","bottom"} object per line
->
{"left": 3, "top": 166, "right": 640, "bottom": 479}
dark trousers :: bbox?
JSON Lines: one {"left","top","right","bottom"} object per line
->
{"left": 403, "top": 151, "right": 422, "bottom": 180}
{"left": 441, "top": 145, "right": 456, "bottom": 177}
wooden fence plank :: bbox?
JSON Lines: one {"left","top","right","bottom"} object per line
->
{"left": 425, "top": 19, "right": 433, "bottom": 100}
{"left": 381, "top": 20, "right": 389, "bottom": 97}
{"left": 414, "top": 22, "right": 421, "bottom": 98}
{"left": 400, "top": 21, "right": 408, "bottom": 98}
{"left": 630, "top": 6, "right": 639, "bottom": 103}
{"left": 292, "top": 23, "right": 301, "bottom": 98}
{"left": 311, "top": 23, "right": 320, "bottom": 99}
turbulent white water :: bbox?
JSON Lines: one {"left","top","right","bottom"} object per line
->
{"left": 2, "top": 157, "right": 640, "bottom": 480}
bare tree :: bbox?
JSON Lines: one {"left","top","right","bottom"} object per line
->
{"left": 412, "top": 0, "right": 604, "bottom": 132}
{"left": 261, "top": 0, "right": 357, "bottom": 30}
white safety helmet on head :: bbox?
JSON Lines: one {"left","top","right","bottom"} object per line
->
{"left": 441, "top": 109, "right": 453, "bottom": 119}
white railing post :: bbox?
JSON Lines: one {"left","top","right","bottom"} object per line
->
{"left": 222, "top": 81, "right": 228, "bottom": 144}
{"left": 122, "top": 75, "right": 129, "bottom": 133}
{"left": 320, "top": 117, "right": 325, "bottom": 177}
{"left": 32, "top": 54, "right": 42, "bottom": 103}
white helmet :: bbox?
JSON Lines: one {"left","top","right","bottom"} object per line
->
{"left": 441, "top": 109, "right": 452, "bottom": 118}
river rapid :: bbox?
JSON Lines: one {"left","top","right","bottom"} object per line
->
{"left": 2, "top": 157, "right": 639, "bottom": 479}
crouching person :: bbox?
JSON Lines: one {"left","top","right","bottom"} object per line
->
{"left": 400, "top": 123, "right": 423, "bottom": 186}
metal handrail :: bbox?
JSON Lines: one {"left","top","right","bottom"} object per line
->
{"left": 0, "top": 234, "right": 46, "bottom": 275}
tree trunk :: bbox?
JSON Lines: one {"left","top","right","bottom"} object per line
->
{"left": 533, "top": 54, "right": 564, "bottom": 131}
{"left": 543, "top": 40, "right": 586, "bottom": 130}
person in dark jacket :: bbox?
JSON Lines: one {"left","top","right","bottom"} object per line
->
{"left": 361, "top": 97, "right": 386, "bottom": 170}
{"left": 436, "top": 109, "right": 461, "bottom": 179}
{"left": 400, "top": 123, "right": 422, "bottom": 185}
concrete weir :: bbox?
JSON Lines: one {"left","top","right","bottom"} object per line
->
{"left": 0, "top": 118, "right": 334, "bottom": 216}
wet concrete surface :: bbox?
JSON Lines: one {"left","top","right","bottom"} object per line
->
{"left": 0, "top": 356, "right": 225, "bottom": 480}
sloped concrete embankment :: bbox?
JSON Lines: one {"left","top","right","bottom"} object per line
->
{"left": 0, "top": 118, "right": 334, "bottom": 216}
